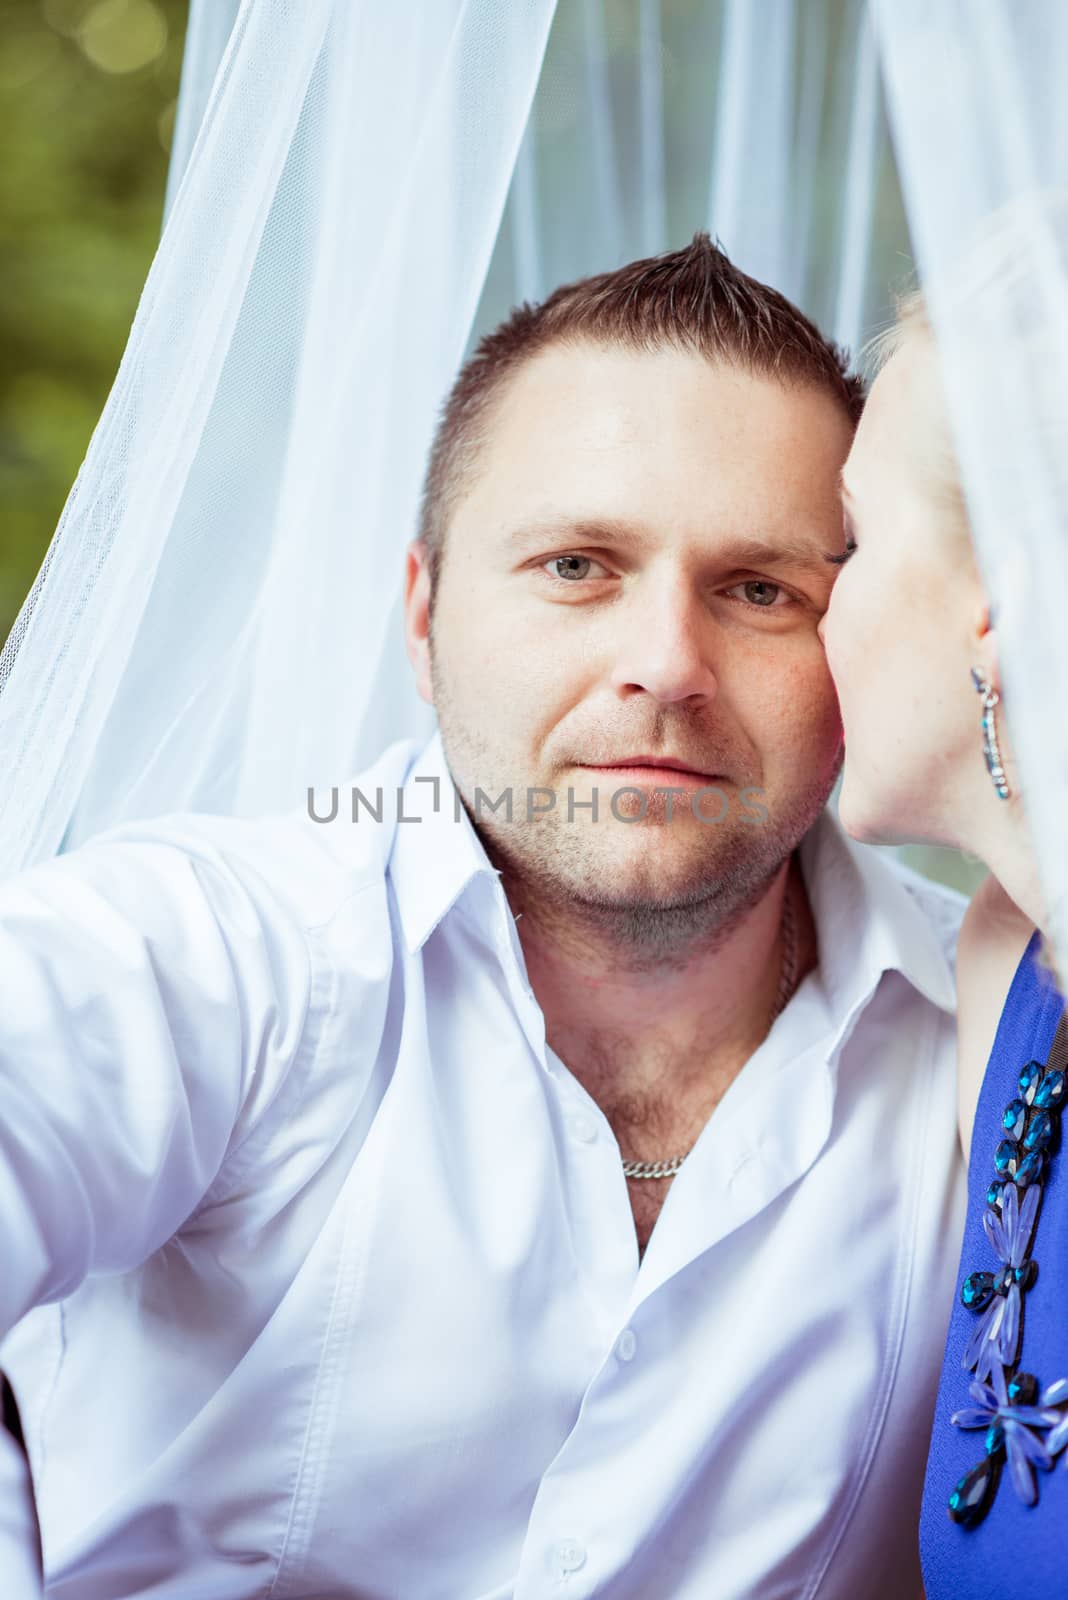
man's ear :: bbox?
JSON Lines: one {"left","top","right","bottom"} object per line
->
{"left": 404, "top": 540, "right": 435, "bottom": 707}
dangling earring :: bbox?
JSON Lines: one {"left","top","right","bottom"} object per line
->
{"left": 970, "top": 666, "right": 1011, "bottom": 800}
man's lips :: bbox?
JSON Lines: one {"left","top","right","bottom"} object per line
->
{"left": 578, "top": 759, "right": 721, "bottom": 785}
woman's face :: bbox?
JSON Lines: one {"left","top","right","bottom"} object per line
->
{"left": 818, "top": 341, "right": 989, "bottom": 847}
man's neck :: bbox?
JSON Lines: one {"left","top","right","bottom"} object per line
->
{"left": 510, "top": 855, "right": 815, "bottom": 1135}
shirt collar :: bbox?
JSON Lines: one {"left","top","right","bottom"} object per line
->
{"left": 797, "top": 805, "right": 958, "bottom": 1018}
{"left": 388, "top": 725, "right": 501, "bottom": 956}
{"left": 389, "top": 726, "right": 958, "bottom": 1017}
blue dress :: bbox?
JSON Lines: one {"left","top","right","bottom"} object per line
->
{"left": 920, "top": 929, "right": 1068, "bottom": 1594}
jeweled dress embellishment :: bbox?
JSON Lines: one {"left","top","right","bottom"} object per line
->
{"left": 950, "top": 1039, "right": 1068, "bottom": 1526}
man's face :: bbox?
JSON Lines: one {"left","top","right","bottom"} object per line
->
{"left": 405, "top": 341, "right": 851, "bottom": 954}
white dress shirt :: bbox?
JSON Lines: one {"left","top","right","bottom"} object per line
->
{"left": 0, "top": 1421, "right": 42, "bottom": 1599}
{"left": 0, "top": 726, "right": 967, "bottom": 1600}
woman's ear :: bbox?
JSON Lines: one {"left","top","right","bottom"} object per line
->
{"left": 972, "top": 595, "right": 1001, "bottom": 693}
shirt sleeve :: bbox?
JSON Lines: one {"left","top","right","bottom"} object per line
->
{"left": 0, "top": 828, "right": 312, "bottom": 1338}
{"left": 0, "top": 1423, "right": 41, "bottom": 1599}
{"left": 0, "top": 1372, "right": 41, "bottom": 1598}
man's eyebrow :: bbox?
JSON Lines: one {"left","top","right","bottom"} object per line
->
{"left": 507, "top": 517, "right": 652, "bottom": 551}
{"left": 716, "top": 537, "right": 839, "bottom": 576}
{"left": 507, "top": 520, "right": 836, "bottom": 576}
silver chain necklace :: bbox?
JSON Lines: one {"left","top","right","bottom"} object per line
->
{"left": 620, "top": 884, "right": 800, "bottom": 1182}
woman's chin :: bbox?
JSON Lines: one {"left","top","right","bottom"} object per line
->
{"left": 836, "top": 771, "right": 923, "bottom": 847}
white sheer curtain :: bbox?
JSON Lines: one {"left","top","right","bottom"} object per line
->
{"left": 478, "top": 0, "right": 902, "bottom": 361}
{"left": 875, "top": 0, "right": 1068, "bottom": 969}
{"left": 162, "top": 0, "right": 242, "bottom": 222}
{"left": 0, "top": 0, "right": 906, "bottom": 875}
{"left": 0, "top": 0, "right": 558, "bottom": 872}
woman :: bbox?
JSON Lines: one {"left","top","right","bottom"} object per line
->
{"left": 819, "top": 294, "right": 1068, "bottom": 1593}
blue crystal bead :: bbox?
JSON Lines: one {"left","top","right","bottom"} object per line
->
{"left": 1008, "top": 1371, "right": 1039, "bottom": 1406}
{"left": 949, "top": 1457, "right": 997, "bottom": 1525}
{"left": 962, "top": 1271, "right": 996, "bottom": 1311}
{"left": 1019, "top": 1060, "right": 1043, "bottom": 1103}
{"left": 1013, "top": 1259, "right": 1038, "bottom": 1290}
{"left": 1034, "top": 1069, "right": 1066, "bottom": 1111}
{"left": 1023, "top": 1110, "right": 1053, "bottom": 1152}
{"left": 986, "top": 1179, "right": 1006, "bottom": 1210}
{"left": 1002, "top": 1099, "right": 1028, "bottom": 1140}
{"left": 1015, "top": 1149, "right": 1045, "bottom": 1188}
{"left": 994, "top": 1140, "right": 1019, "bottom": 1177}
{"left": 984, "top": 1422, "right": 1005, "bottom": 1456}
{"left": 994, "top": 1266, "right": 1014, "bottom": 1295}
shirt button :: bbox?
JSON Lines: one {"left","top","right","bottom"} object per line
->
{"left": 568, "top": 1113, "right": 598, "bottom": 1144}
{"left": 550, "top": 1538, "right": 587, "bottom": 1576}
{"left": 615, "top": 1327, "right": 637, "bottom": 1362}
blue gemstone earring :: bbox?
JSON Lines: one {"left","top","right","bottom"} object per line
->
{"left": 970, "top": 667, "right": 1011, "bottom": 800}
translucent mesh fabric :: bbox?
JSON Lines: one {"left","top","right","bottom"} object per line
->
{"left": 476, "top": 0, "right": 907, "bottom": 360}
{"left": 0, "top": 0, "right": 558, "bottom": 870}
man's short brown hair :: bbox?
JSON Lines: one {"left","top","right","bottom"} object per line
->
{"left": 418, "top": 231, "right": 864, "bottom": 598}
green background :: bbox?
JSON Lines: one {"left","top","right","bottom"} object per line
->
{"left": 0, "top": 0, "right": 188, "bottom": 640}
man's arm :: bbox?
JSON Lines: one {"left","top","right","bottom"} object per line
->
{"left": 0, "top": 1421, "right": 41, "bottom": 1598}
{"left": 0, "top": 827, "right": 310, "bottom": 1339}
{"left": 0, "top": 1373, "right": 41, "bottom": 1597}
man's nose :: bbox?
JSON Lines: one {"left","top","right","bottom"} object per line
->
{"left": 607, "top": 578, "right": 718, "bottom": 705}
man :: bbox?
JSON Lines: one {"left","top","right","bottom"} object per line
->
{"left": 0, "top": 236, "right": 965, "bottom": 1598}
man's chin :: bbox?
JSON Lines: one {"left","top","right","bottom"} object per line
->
{"left": 527, "top": 819, "right": 776, "bottom": 900}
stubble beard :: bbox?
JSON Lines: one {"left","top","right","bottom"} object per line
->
{"left": 430, "top": 651, "right": 837, "bottom": 974}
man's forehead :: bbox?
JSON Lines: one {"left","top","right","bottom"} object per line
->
{"left": 483, "top": 341, "right": 847, "bottom": 466}
{"left": 494, "top": 339, "right": 752, "bottom": 419}
{"left": 442, "top": 341, "right": 852, "bottom": 557}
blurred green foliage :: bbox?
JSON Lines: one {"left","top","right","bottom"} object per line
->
{"left": 0, "top": 0, "right": 187, "bottom": 642}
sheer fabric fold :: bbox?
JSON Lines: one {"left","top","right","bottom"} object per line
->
{"left": 0, "top": 0, "right": 558, "bottom": 870}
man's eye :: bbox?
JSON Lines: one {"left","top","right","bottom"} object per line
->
{"left": 542, "top": 554, "right": 611, "bottom": 582}
{"left": 726, "top": 579, "right": 789, "bottom": 609}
